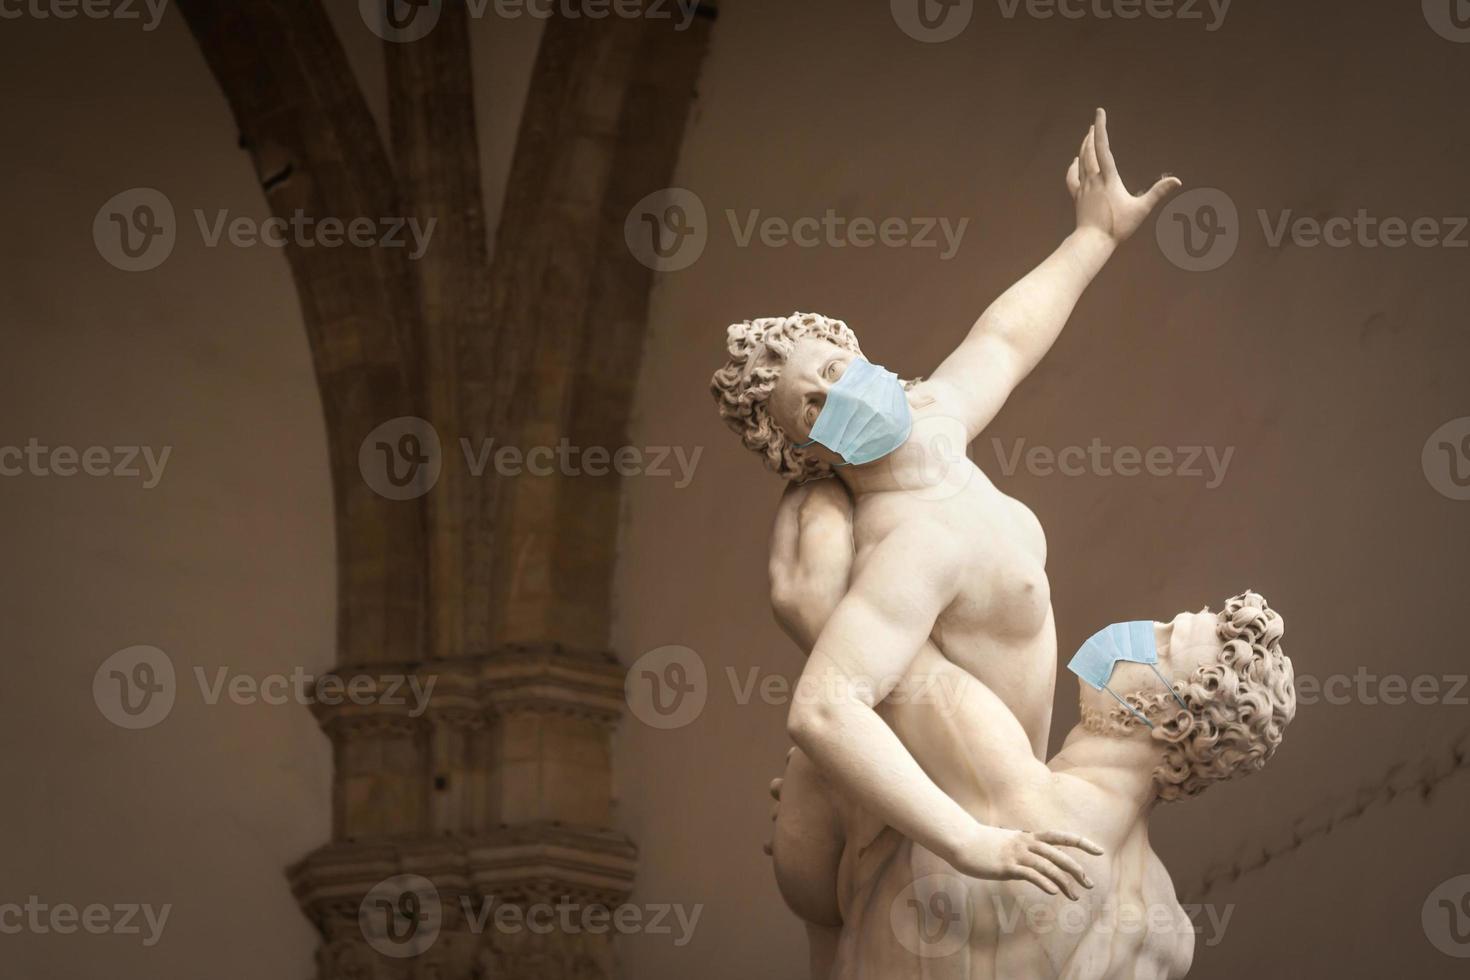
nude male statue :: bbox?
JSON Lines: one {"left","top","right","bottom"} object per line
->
{"left": 710, "top": 109, "right": 1182, "bottom": 898}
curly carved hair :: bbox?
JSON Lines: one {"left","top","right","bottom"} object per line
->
{"left": 709, "top": 312, "right": 863, "bottom": 482}
{"left": 1081, "top": 590, "right": 1296, "bottom": 803}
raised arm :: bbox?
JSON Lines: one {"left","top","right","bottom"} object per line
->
{"left": 927, "top": 108, "right": 1181, "bottom": 439}
{"left": 783, "top": 519, "right": 1099, "bottom": 898}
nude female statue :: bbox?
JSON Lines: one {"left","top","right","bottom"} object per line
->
{"left": 710, "top": 109, "right": 1182, "bottom": 896}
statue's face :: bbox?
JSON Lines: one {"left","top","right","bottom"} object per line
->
{"left": 1077, "top": 608, "right": 1223, "bottom": 715}
{"left": 767, "top": 336, "right": 861, "bottom": 465}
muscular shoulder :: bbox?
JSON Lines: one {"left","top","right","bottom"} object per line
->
{"left": 795, "top": 478, "right": 853, "bottom": 536}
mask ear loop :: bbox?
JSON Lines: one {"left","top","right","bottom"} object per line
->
{"left": 1104, "top": 666, "right": 1189, "bottom": 730}
{"left": 1148, "top": 663, "right": 1191, "bottom": 712}
{"left": 1102, "top": 685, "right": 1153, "bottom": 728}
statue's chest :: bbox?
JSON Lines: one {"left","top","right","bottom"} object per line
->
{"left": 853, "top": 488, "right": 1051, "bottom": 636}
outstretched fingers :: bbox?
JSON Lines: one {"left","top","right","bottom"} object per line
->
{"left": 1081, "top": 126, "right": 1100, "bottom": 178}
{"left": 1139, "top": 174, "right": 1184, "bottom": 211}
{"left": 1031, "top": 841, "right": 1095, "bottom": 891}
{"left": 1010, "top": 865, "right": 1060, "bottom": 897}
{"left": 763, "top": 768, "right": 786, "bottom": 855}
{"left": 1093, "top": 107, "right": 1117, "bottom": 179}
{"left": 1001, "top": 830, "right": 1104, "bottom": 901}
{"left": 1036, "top": 830, "right": 1105, "bottom": 856}
{"left": 1020, "top": 854, "right": 1079, "bottom": 900}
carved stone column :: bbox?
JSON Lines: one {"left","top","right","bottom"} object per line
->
{"left": 176, "top": 2, "right": 716, "bottom": 976}
{"left": 288, "top": 646, "right": 637, "bottom": 978}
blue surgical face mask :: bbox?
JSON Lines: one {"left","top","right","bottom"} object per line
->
{"left": 1067, "top": 621, "right": 1188, "bottom": 728}
{"left": 796, "top": 356, "right": 912, "bottom": 466}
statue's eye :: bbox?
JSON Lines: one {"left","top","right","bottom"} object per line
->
{"left": 824, "top": 360, "right": 839, "bottom": 381}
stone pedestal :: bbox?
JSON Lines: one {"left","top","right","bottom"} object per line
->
{"left": 289, "top": 644, "right": 636, "bottom": 979}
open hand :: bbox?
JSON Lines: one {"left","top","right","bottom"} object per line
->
{"left": 1067, "top": 107, "right": 1181, "bottom": 243}
{"left": 948, "top": 823, "right": 1104, "bottom": 901}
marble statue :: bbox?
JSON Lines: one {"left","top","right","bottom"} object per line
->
{"left": 771, "top": 485, "right": 1294, "bottom": 977}
{"left": 710, "top": 110, "right": 1295, "bottom": 978}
